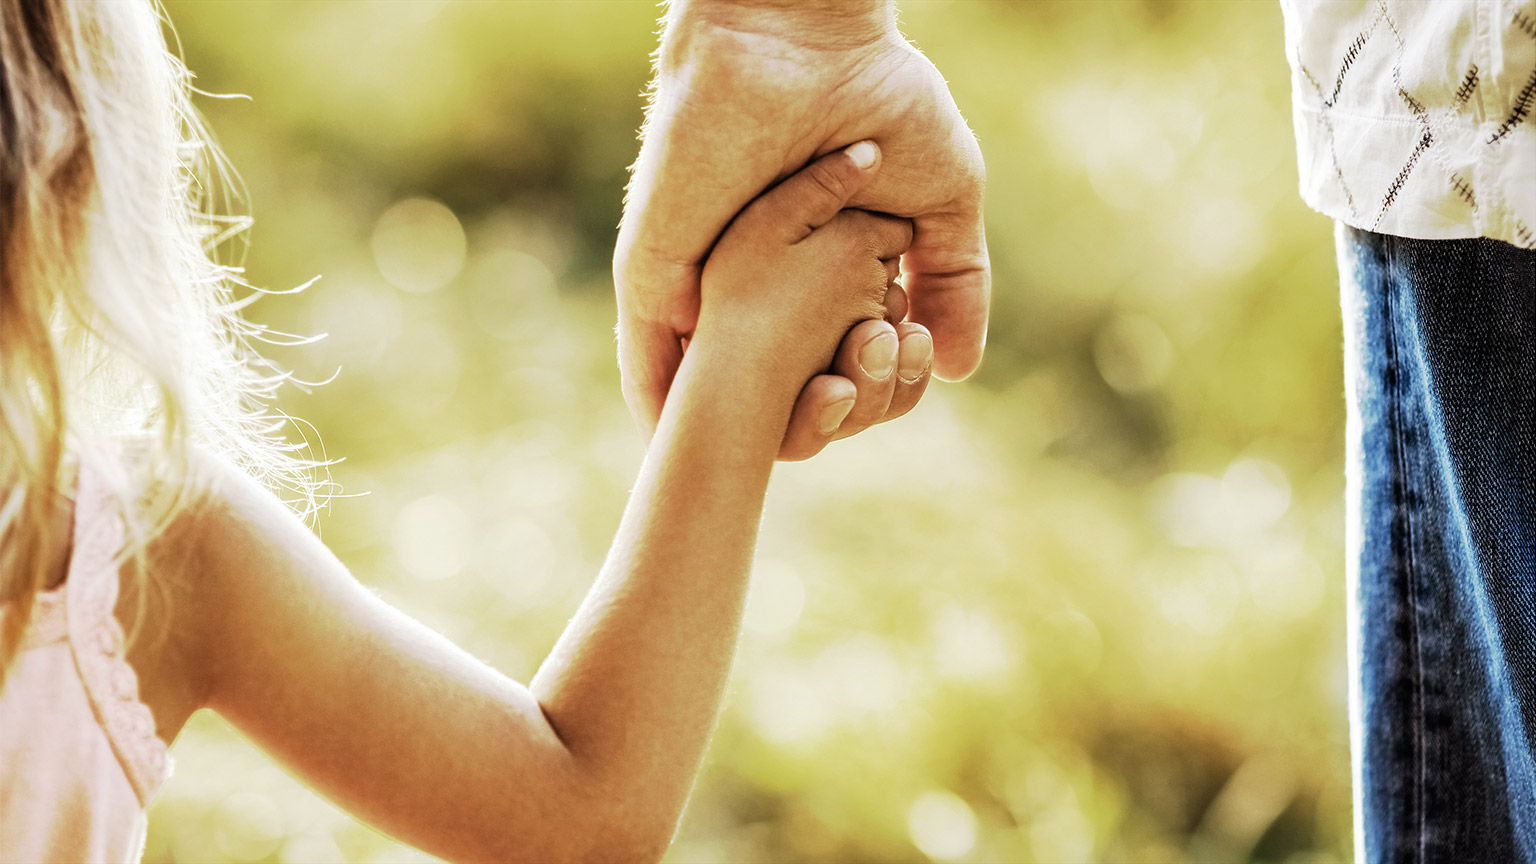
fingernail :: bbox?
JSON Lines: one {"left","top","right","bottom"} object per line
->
{"left": 819, "top": 398, "right": 855, "bottom": 436}
{"left": 846, "top": 140, "right": 878, "bottom": 169}
{"left": 859, "top": 332, "right": 898, "bottom": 380}
{"left": 898, "top": 333, "right": 933, "bottom": 382}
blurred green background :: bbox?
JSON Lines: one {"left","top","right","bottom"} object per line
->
{"left": 146, "top": 1, "right": 1349, "bottom": 862}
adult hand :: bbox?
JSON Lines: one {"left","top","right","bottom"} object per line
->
{"left": 614, "top": 0, "right": 988, "bottom": 454}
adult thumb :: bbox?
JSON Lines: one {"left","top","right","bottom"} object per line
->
{"left": 754, "top": 140, "right": 882, "bottom": 240}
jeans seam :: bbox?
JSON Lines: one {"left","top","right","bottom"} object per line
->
{"left": 1382, "top": 233, "right": 1427, "bottom": 864}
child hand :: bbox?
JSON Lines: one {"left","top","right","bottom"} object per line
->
{"left": 777, "top": 318, "right": 934, "bottom": 461}
{"left": 693, "top": 141, "right": 914, "bottom": 405}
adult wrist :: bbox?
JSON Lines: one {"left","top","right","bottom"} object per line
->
{"left": 660, "top": 0, "right": 898, "bottom": 68}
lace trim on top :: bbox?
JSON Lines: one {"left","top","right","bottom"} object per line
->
{"left": 62, "top": 463, "right": 172, "bottom": 806}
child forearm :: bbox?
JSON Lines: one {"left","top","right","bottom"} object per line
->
{"left": 529, "top": 333, "right": 796, "bottom": 859}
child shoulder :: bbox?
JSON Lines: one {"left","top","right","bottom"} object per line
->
{"left": 102, "top": 442, "right": 341, "bottom": 740}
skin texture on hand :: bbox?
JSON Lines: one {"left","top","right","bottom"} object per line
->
{"left": 615, "top": 0, "right": 988, "bottom": 445}
{"left": 695, "top": 147, "right": 913, "bottom": 394}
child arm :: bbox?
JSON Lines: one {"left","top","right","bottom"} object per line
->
{"left": 178, "top": 145, "right": 907, "bottom": 863}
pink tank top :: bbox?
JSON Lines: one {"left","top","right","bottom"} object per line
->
{"left": 0, "top": 463, "right": 172, "bottom": 863}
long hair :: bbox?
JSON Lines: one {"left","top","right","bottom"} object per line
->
{"left": 0, "top": 0, "right": 323, "bottom": 685}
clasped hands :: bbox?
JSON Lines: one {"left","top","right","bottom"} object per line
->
{"left": 615, "top": 0, "right": 989, "bottom": 458}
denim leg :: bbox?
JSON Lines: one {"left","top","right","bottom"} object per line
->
{"left": 1339, "top": 223, "right": 1536, "bottom": 864}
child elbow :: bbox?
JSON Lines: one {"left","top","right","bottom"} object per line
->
{"left": 587, "top": 827, "right": 674, "bottom": 864}
{"left": 557, "top": 811, "right": 675, "bottom": 864}
{"left": 552, "top": 780, "right": 680, "bottom": 863}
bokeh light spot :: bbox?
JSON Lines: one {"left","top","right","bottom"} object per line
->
{"left": 384, "top": 315, "right": 463, "bottom": 416}
{"left": 393, "top": 494, "right": 471, "bottom": 581}
{"left": 1245, "top": 542, "right": 1325, "bottom": 621}
{"left": 1050, "top": 609, "right": 1103, "bottom": 675}
{"left": 308, "top": 276, "right": 403, "bottom": 369}
{"left": 1030, "top": 803, "right": 1095, "bottom": 864}
{"left": 1156, "top": 556, "right": 1241, "bottom": 635}
{"left": 215, "top": 791, "right": 285, "bottom": 862}
{"left": 372, "top": 197, "right": 467, "bottom": 294}
{"left": 1221, "top": 458, "right": 1292, "bottom": 535}
{"left": 907, "top": 790, "right": 978, "bottom": 861}
{"left": 744, "top": 557, "right": 806, "bottom": 635}
{"left": 280, "top": 833, "right": 345, "bottom": 864}
{"left": 1094, "top": 313, "right": 1174, "bottom": 394}
{"left": 469, "top": 249, "right": 557, "bottom": 342}
{"left": 1150, "top": 472, "right": 1226, "bottom": 547}
{"left": 1184, "top": 196, "right": 1261, "bottom": 278}
{"left": 814, "top": 634, "right": 907, "bottom": 715}
{"left": 933, "top": 605, "right": 1013, "bottom": 682}
{"left": 476, "top": 515, "right": 557, "bottom": 601}
{"left": 749, "top": 667, "right": 828, "bottom": 745}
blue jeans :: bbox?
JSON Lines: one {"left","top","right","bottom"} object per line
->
{"left": 1339, "top": 223, "right": 1536, "bottom": 863}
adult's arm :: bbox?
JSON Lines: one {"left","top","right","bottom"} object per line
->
{"left": 616, "top": 0, "right": 989, "bottom": 445}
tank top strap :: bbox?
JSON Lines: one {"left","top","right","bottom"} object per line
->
{"left": 63, "top": 460, "right": 172, "bottom": 806}
{"left": 17, "top": 584, "right": 68, "bottom": 651}
{"left": 12, "top": 469, "right": 76, "bottom": 651}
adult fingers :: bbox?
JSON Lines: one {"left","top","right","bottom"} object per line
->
{"left": 750, "top": 141, "right": 883, "bottom": 241}
{"left": 614, "top": 87, "right": 790, "bottom": 439}
{"left": 616, "top": 316, "right": 685, "bottom": 442}
{"left": 884, "top": 322, "right": 933, "bottom": 422}
{"left": 903, "top": 200, "right": 991, "bottom": 383}
{"left": 778, "top": 375, "right": 858, "bottom": 462}
{"left": 828, "top": 319, "right": 899, "bottom": 437}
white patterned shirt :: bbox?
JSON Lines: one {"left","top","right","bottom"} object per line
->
{"left": 1282, "top": 0, "right": 1536, "bottom": 249}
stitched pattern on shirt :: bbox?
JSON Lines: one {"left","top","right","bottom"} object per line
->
{"left": 1296, "top": 4, "right": 1389, "bottom": 222}
{"left": 1492, "top": 5, "right": 1536, "bottom": 246}
{"left": 1513, "top": 8, "right": 1536, "bottom": 41}
{"left": 1437, "top": 67, "right": 1481, "bottom": 214}
{"left": 1289, "top": 0, "right": 1535, "bottom": 249}
{"left": 1371, "top": 6, "right": 1490, "bottom": 230}
{"left": 1377, "top": 133, "right": 1431, "bottom": 225}
{"left": 1487, "top": 66, "right": 1536, "bottom": 145}
{"left": 1299, "top": 56, "right": 1361, "bottom": 220}
{"left": 1375, "top": 1, "right": 1426, "bottom": 228}
{"left": 1327, "top": 27, "right": 1374, "bottom": 108}
{"left": 1444, "top": 67, "right": 1482, "bottom": 213}
{"left": 1452, "top": 65, "right": 1479, "bottom": 108}
{"left": 1514, "top": 222, "right": 1534, "bottom": 248}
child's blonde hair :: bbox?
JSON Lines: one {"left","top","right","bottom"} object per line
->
{"left": 0, "top": 0, "right": 322, "bottom": 683}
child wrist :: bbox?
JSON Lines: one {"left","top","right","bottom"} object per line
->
{"left": 685, "top": 324, "right": 811, "bottom": 407}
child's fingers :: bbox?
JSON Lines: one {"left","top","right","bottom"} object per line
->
{"left": 829, "top": 319, "right": 899, "bottom": 438}
{"left": 778, "top": 322, "right": 932, "bottom": 460}
{"left": 883, "top": 281, "right": 908, "bottom": 324}
{"left": 834, "top": 209, "right": 914, "bottom": 261}
{"left": 883, "top": 322, "right": 934, "bottom": 422}
{"left": 750, "top": 141, "right": 882, "bottom": 241}
{"left": 778, "top": 374, "right": 859, "bottom": 461}
{"left": 866, "top": 210, "right": 909, "bottom": 261}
